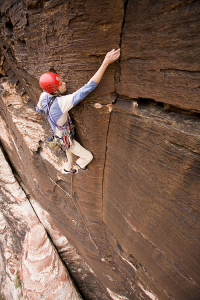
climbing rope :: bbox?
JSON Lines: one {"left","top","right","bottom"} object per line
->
{"left": 47, "top": 155, "right": 118, "bottom": 275}
{"left": 49, "top": 177, "right": 72, "bottom": 198}
{"left": 49, "top": 164, "right": 98, "bottom": 250}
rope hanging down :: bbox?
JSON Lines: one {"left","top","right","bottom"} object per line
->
{"left": 49, "top": 175, "right": 98, "bottom": 250}
{"left": 46, "top": 94, "right": 98, "bottom": 249}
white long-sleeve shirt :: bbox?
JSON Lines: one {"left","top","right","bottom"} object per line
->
{"left": 36, "top": 80, "right": 98, "bottom": 137}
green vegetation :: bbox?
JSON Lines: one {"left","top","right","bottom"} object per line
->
{"left": 0, "top": 288, "right": 6, "bottom": 300}
{"left": 14, "top": 270, "right": 21, "bottom": 289}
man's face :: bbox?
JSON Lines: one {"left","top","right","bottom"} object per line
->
{"left": 58, "top": 79, "right": 66, "bottom": 93}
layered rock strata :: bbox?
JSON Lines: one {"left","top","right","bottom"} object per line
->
{"left": 0, "top": 0, "right": 200, "bottom": 299}
{"left": 103, "top": 99, "right": 200, "bottom": 300}
{"left": 0, "top": 144, "right": 82, "bottom": 299}
{"left": 117, "top": 0, "right": 200, "bottom": 112}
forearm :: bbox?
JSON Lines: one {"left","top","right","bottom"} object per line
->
{"left": 90, "top": 48, "right": 120, "bottom": 84}
{"left": 90, "top": 61, "right": 108, "bottom": 84}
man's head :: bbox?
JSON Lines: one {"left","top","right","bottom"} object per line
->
{"left": 58, "top": 79, "right": 66, "bottom": 93}
{"left": 39, "top": 72, "right": 66, "bottom": 94}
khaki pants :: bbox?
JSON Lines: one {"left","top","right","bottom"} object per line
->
{"left": 64, "top": 140, "right": 93, "bottom": 171}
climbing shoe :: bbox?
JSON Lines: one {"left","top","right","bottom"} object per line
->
{"left": 63, "top": 168, "right": 77, "bottom": 174}
{"left": 76, "top": 163, "right": 87, "bottom": 170}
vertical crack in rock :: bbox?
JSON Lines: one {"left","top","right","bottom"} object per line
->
{"left": 120, "top": 0, "right": 129, "bottom": 50}
{"left": 114, "top": 0, "right": 129, "bottom": 90}
{"left": 99, "top": 5, "right": 134, "bottom": 297}
{"left": 102, "top": 111, "right": 112, "bottom": 204}
{"left": 102, "top": 0, "right": 129, "bottom": 200}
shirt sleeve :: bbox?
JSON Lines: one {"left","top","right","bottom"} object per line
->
{"left": 58, "top": 80, "right": 98, "bottom": 114}
{"left": 72, "top": 80, "right": 98, "bottom": 107}
{"left": 36, "top": 94, "right": 44, "bottom": 113}
{"left": 57, "top": 94, "right": 74, "bottom": 114}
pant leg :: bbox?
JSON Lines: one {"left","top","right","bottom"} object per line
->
{"left": 63, "top": 149, "right": 73, "bottom": 171}
{"left": 70, "top": 140, "right": 93, "bottom": 169}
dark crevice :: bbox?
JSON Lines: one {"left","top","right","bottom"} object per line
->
{"left": 0, "top": 141, "right": 20, "bottom": 182}
{"left": 17, "top": 38, "right": 26, "bottom": 46}
{"left": 124, "top": 57, "right": 148, "bottom": 62}
{"left": 115, "top": 0, "right": 129, "bottom": 86}
{"left": 26, "top": 0, "right": 44, "bottom": 10}
{"left": 138, "top": 97, "right": 200, "bottom": 117}
{"left": 0, "top": 140, "right": 47, "bottom": 235}
{"left": 0, "top": 141, "right": 42, "bottom": 225}
{"left": 102, "top": 109, "right": 112, "bottom": 202}
{"left": 173, "top": 263, "right": 198, "bottom": 286}
{"left": 102, "top": 2, "right": 130, "bottom": 215}
{"left": 113, "top": 0, "right": 200, "bottom": 119}
{"left": 103, "top": 0, "right": 129, "bottom": 201}
{"left": 5, "top": 21, "right": 13, "bottom": 30}
{"left": 49, "top": 67, "right": 57, "bottom": 73}
{"left": 105, "top": 226, "right": 141, "bottom": 297}
{"left": 163, "top": 104, "right": 200, "bottom": 117}
{"left": 138, "top": 97, "right": 164, "bottom": 109}
{"left": 101, "top": 7, "right": 130, "bottom": 288}
{"left": 115, "top": 94, "right": 200, "bottom": 118}
{"left": 35, "top": 140, "right": 43, "bottom": 154}
{"left": 120, "top": 0, "right": 129, "bottom": 48}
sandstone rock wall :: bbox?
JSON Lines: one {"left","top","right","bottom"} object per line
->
{"left": 117, "top": 0, "right": 200, "bottom": 112}
{"left": 0, "top": 0, "right": 200, "bottom": 299}
{"left": 0, "top": 144, "right": 82, "bottom": 299}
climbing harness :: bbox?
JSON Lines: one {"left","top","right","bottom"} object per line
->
{"left": 46, "top": 94, "right": 75, "bottom": 151}
{"left": 46, "top": 94, "right": 69, "bottom": 130}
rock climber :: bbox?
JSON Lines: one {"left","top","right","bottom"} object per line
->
{"left": 36, "top": 48, "right": 120, "bottom": 174}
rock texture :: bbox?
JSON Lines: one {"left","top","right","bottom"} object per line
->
{"left": 103, "top": 99, "right": 200, "bottom": 300}
{"left": 0, "top": 140, "right": 82, "bottom": 299}
{"left": 117, "top": 0, "right": 200, "bottom": 112}
{"left": 22, "top": 223, "right": 81, "bottom": 300}
{"left": 0, "top": 0, "right": 200, "bottom": 299}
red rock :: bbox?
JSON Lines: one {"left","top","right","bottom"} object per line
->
{"left": 22, "top": 223, "right": 82, "bottom": 299}
{"left": 0, "top": 146, "right": 82, "bottom": 299}
{"left": 9, "top": 268, "right": 15, "bottom": 275}
{"left": 0, "top": 1, "right": 200, "bottom": 299}
{"left": 103, "top": 99, "right": 200, "bottom": 299}
{"left": 116, "top": 0, "right": 200, "bottom": 112}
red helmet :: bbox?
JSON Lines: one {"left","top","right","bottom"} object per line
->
{"left": 39, "top": 72, "right": 61, "bottom": 93}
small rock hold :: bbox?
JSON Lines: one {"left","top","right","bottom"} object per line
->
{"left": 94, "top": 103, "right": 102, "bottom": 109}
{"left": 132, "top": 101, "right": 138, "bottom": 109}
{"left": 107, "top": 104, "right": 113, "bottom": 112}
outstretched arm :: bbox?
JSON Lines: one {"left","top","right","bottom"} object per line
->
{"left": 90, "top": 48, "right": 120, "bottom": 84}
{"left": 65, "top": 48, "right": 120, "bottom": 109}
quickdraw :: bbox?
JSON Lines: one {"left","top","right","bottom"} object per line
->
{"left": 62, "top": 134, "right": 70, "bottom": 149}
